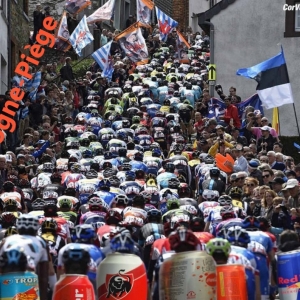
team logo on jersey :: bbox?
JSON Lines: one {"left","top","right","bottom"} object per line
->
{"left": 106, "top": 269, "right": 133, "bottom": 299}
{"left": 2, "top": 279, "right": 12, "bottom": 285}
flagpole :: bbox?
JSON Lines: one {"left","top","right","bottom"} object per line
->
{"left": 278, "top": 107, "right": 280, "bottom": 136}
{"left": 292, "top": 103, "right": 300, "bottom": 137}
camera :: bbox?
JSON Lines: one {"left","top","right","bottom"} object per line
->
{"left": 215, "top": 84, "right": 223, "bottom": 95}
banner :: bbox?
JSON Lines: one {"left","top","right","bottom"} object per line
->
{"left": 57, "top": 12, "right": 70, "bottom": 41}
{"left": 205, "top": 94, "right": 264, "bottom": 120}
{"left": 92, "top": 41, "right": 114, "bottom": 81}
{"left": 137, "top": 0, "right": 154, "bottom": 25}
{"left": 176, "top": 30, "right": 190, "bottom": 59}
{"left": 155, "top": 7, "right": 178, "bottom": 42}
{"left": 86, "top": 0, "right": 115, "bottom": 23}
{"left": 69, "top": 15, "right": 94, "bottom": 56}
{"left": 115, "top": 22, "right": 148, "bottom": 65}
{"left": 65, "top": 0, "right": 91, "bottom": 14}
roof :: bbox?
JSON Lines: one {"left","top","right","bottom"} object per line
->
{"left": 197, "top": 0, "right": 237, "bottom": 25}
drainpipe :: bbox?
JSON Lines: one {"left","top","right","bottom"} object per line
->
{"left": 7, "top": 0, "right": 11, "bottom": 89}
{"left": 203, "top": 21, "right": 214, "bottom": 97}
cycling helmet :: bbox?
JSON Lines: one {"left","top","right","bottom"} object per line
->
{"left": 167, "top": 198, "right": 180, "bottom": 211}
{"left": 71, "top": 224, "right": 96, "bottom": 242}
{"left": 168, "top": 227, "right": 199, "bottom": 251}
{"left": 229, "top": 187, "right": 243, "bottom": 198}
{"left": 132, "top": 116, "right": 141, "bottom": 124}
{"left": 122, "top": 163, "right": 132, "bottom": 171}
{"left": 43, "top": 162, "right": 55, "bottom": 173}
{"left": 70, "top": 163, "right": 81, "bottom": 173}
{"left": 210, "top": 167, "right": 220, "bottom": 177}
{"left": 110, "top": 230, "right": 135, "bottom": 253}
{"left": 85, "top": 169, "right": 99, "bottom": 179}
{"left": 105, "top": 208, "right": 123, "bottom": 225}
{"left": 4, "top": 226, "right": 18, "bottom": 237}
{"left": 168, "top": 178, "right": 180, "bottom": 189}
{"left": 18, "top": 179, "right": 31, "bottom": 188}
{"left": 202, "top": 189, "right": 219, "bottom": 201}
{"left": 125, "top": 170, "right": 136, "bottom": 181}
{"left": 206, "top": 238, "right": 231, "bottom": 257}
{"left": 113, "top": 194, "right": 129, "bottom": 207}
{"left": 109, "top": 175, "right": 121, "bottom": 187}
{"left": 122, "top": 119, "right": 131, "bottom": 128}
{"left": 3, "top": 199, "right": 18, "bottom": 211}
{"left": 203, "top": 155, "right": 215, "bottom": 164}
{"left": 0, "top": 247, "right": 28, "bottom": 270}
{"left": 80, "top": 138, "right": 90, "bottom": 147}
{"left": 0, "top": 212, "right": 17, "bottom": 227}
{"left": 103, "top": 168, "right": 117, "bottom": 179}
{"left": 57, "top": 198, "right": 73, "bottom": 210}
{"left": 165, "top": 162, "right": 175, "bottom": 173}
{"left": 50, "top": 172, "right": 62, "bottom": 183}
{"left": 178, "top": 185, "right": 191, "bottom": 198}
{"left": 31, "top": 198, "right": 45, "bottom": 211}
{"left": 242, "top": 216, "right": 260, "bottom": 231}
{"left": 84, "top": 215, "right": 105, "bottom": 230}
{"left": 218, "top": 195, "right": 232, "bottom": 206}
{"left": 82, "top": 149, "right": 93, "bottom": 158}
{"left": 88, "top": 197, "right": 107, "bottom": 212}
{"left": 147, "top": 209, "right": 162, "bottom": 222}
{"left": 133, "top": 151, "right": 144, "bottom": 161}
{"left": 102, "top": 161, "right": 113, "bottom": 170}
{"left": 220, "top": 206, "right": 235, "bottom": 220}
{"left": 132, "top": 195, "right": 146, "bottom": 207}
{"left": 41, "top": 218, "right": 58, "bottom": 233}
{"left": 223, "top": 226, "right": 250, "bottom": 246}
{"left": 62, "top": 245, "right": 90, "bottom": 266}
{"left": 190, "top": 216, "right": 205, "bottom": 232}
{"left": 99, "top": 179, "right": 111, "bottom": 190}
{"left": 257, "top": 217, "right": 271, "bottom": 231}
{"left": 16, "top": 215, "right": 39, "bottom": 232}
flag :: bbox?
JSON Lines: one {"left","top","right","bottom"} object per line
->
{"left": 236, "top": 47, "right": 294, "bottom": 109}
{"left": 176, "top": 30, "right": 190, "bottom": 58}
{"left": 115, "top": 22, "right": 148, "bottom": 65}
{"left": 65, "top": 0, "right": 91, "bottom": 14}
{"left": 155, "top": 7, "right": 178, "bottom": 42}
{"left": 57, "top": 12, "right": 70, "bottom": 41}
{"left": 206, "top": 94, "right": 264, "bottom": 120}
{"left": 69, "top": 15, "right": 94, "bottom": 56}
{"left": 86, "top": 0, "right": 115, "bottom": 24}
{"left": 55, "top": 38, "right": 72, "bottom": 52}
{"left": 92, "top": 41, "right": 114, "bottom": 81}
{"left": 272, "top": 107, "right": 280, "bottom": 134}
{"left": 24, "top": 71, "right": 42, "bottom": 100}
{"left": 136, "top": 0, "right": 154, "bottom": 25}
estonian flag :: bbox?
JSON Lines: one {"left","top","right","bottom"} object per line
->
{"left": 236, "top": 47, "right": 294, "bottom": 109}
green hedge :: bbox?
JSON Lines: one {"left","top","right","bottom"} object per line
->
{"left": 279, "top": 136, "right": 300, "bottom": 164}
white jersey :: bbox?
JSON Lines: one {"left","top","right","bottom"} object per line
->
{"left": 0, "top": 234, "right": 48, "bottom": 268}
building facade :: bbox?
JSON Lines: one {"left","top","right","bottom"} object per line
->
{"left": 196, "top": 0, "right": 300, "bottom": 136}
{"left": 0, "top": 0, "right": 8, "bottom": 94}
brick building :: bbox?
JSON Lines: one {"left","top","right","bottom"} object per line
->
{"left": 10, "top": 0, "right": 30, "bottom": 81}
{"left": 154, "top": 0, "right": 189, "bottom": 31}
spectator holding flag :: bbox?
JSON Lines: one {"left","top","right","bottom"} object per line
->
{"left": 219, "top": 96, "right": 241, "bottom": 128}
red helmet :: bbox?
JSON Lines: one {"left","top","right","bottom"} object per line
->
{"left": 168, "top": 227, "right": 200, "bottom": 251}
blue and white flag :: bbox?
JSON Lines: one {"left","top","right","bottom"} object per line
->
{"left": 92, "top": 41, "right": 114, "bottom": 80}
{"left": 69, "top": 15, "right": 94, "bottom": 56}
{"left": 86, "top": 0, "right": 115, "bottom": 24}
{"left": 24, "top": 71, "right": 42, "bottom": 101}
{"left": 236, "top": 47, "right": 294, "bottom": 109}
{"left": 206, "top": 94, "right": 264, "bottom": 120}
{"left": 155, "top": 7, "right": 178, "bottom": 42}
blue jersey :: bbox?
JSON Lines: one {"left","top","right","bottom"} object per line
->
{"left": 181, "top": 89, "right": 197, "bottom": 107}
{"left": 247, "top": 231, "right": 273, "bottom": 254}
{"left": 229, "top": 245, "right": 259, "bottom": 300}
{"left": 247, "top": 240, "right": 269, "bottom": 297}
{"left": 129, "top": 160, "right": 148, "bottom": 173}
{"left": 93, "top": 190, "right": 116, "bottom": 205}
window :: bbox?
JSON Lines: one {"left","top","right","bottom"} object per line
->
{"left": 284, "top": 0, "right": 300, "bottom": 37}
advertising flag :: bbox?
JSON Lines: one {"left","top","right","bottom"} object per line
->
{"left": 86, "top": 0, "right": 115, "bottom": 24}
{"left": 92, "top": 41, "right": 114, "bottom": 81}
{"left": 136, "top": 0, "right": 154, "bottom": 25}
{"left": 66, "top": 0, "right": 91, "bottom": 14}
{"left": 115, "top": 22, "right": 148, "bottom": 65}
{"left": 155, "top": 7, "right": 178, "bottom": 42}
{"left": 236, "top": 47, "right": 294, "bottom": 109}
{"left": 57, "top": 12, "right": 70, "bottom": 41}
{"left": 176, "top": 29, "right": 190, "bottom": 59}
{"left": 69, "top": 15, "right": 94, "bottom": 56}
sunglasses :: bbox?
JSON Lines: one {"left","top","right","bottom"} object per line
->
{"left": 246, "top": 183, "right": 255, "bottom": 187}
{"left": 261, "top": 120, "right": 268, "bottom": 122}
{"left": 262, "top": 175, "right": 270, "bottom": 178}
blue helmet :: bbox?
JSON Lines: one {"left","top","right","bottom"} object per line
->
{"left": 242, "top": 216, "right": 260, "bottom": 231}
{"left": 62, "top": 245, "right": 91, "bottom": 264}
{"left": 110, "top": 229, "right": 135, "bottom": 253}
{"left": 0, "top": 247, "right": 28, "bottom": 268}
{"left": 71, "top": 224, "right": 96, "bottom": 242}
{"left": 99, "top": 179, "right": 111, "bottom": 189}
{"left": 218, "top": 226, "right": 250, "bottom": 245}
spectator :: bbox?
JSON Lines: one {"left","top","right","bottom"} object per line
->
{"left": 286, "top": 179, "right": 300, "bottom": 208}
{"left": 100, "top": 29, "right": 108, "bottom": 47}
{"left": 257, "top": 126, "right": 277, "bottom": 153}
{"left": 262, "top": 169, "right": 274, "bottom": 187}
{"left": 270, "top": 177, "right": 285, "bottom": 196}
{"left": 60, "top": 58, "right": 74, "bottom": 82}
{"left": 267, "top": 151, "right": 285, "bottom": 171}
{"left": 248, "top": 159, "right": 263, "bottom": 185}
{"left": 32, "top": 4, "right": 45, "bottom": 43}
{"left": 219, "top": 97, "right": 241, "bottom": 128}
{"left": 260, "top": 189, "right": 277, "bottom": 221}
{"left": 125, "top": 15, "right": 134, "bottom": 29}
{"left": 232, "top": 144, "right": 248, "bottom": 172}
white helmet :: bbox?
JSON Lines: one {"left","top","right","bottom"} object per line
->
{"left": 202, "top": 189, "right": 219, "bottom": 201}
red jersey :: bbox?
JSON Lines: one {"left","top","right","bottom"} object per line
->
{"left": 193, "top": 232, "right": 214, "bottom": 250}
{"left": 150, "top": 238, "right": 171, "bottom": 261}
